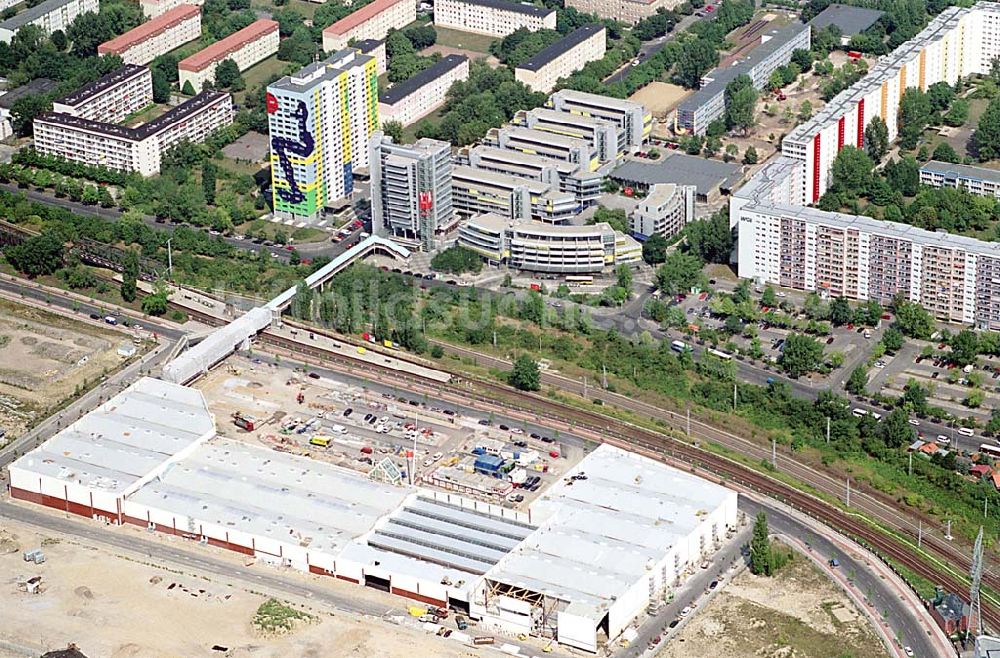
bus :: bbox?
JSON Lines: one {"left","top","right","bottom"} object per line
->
{"left": 566, "top": 275, "right": 594, "bottom": 287}
{"left": 980, "top": 443, "right": 1000, "bottom": 459}
{"left": 671, "top": 340, "right": 689, "bottom": 353}
{"left": 707, "top": 348, "right": 732, "bottom": 361}
{"left": 309, "top": 436, "right": 331, "bottom": 448}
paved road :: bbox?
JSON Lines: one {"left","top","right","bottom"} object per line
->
{"left": 0, "top": 183, "right": 354, "bottom": 261}
{"left": 604, "top": 11, "right": 717, "bottom": 85}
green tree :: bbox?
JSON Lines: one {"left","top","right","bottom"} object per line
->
{"left": 882, "top": 327, "right": 904, "bottom": 353}
{"left": 976, "top": 96, "right": 1000, "bottom": 161}
{"left": 932, "top": 141, "right": 959, "bottom": 163}
{"left": 685, "top": 211, "right": 732, "bottom": 263}
{"left": 181, "top": 80, "right": 196, "bottom": 96}
{"left": 780, "top": 333, "right": 824, "bottom": 378}
{"left": 655, "top": 250, "right": 705, "bottom": 294}
{"left": 121, "top": 249, "right": 139, "bottom": 302}
{"left": 846, "top": 365, "right": 869, "bottom": 395}
{"left": 676, "top": 39, "right": 719, "bottom": 89}
{"left": 202, "top": 161, "right": 217, "bottom": 205}
{"left": 742, "top": 145, "right": 758, "bottom": 164}
{"left": 830, "top": 145, "right": 874, "bottom": 196}
{"left": 879, "top": 407, "right": 915, "bottom": 449}
{"left": 798, "top": 99, "right": 813, "bottom": 121}
{"left": 903, "top": 378, "right": 928, "bottom": 414}
{"left": 509, "top": 354, "right": 541, "bottom": 391}
{"left": 3, "top": 233, "right": 64, "bottom": 277}
{"left": 724, "top": 74, "right": 757, "bottom": 134}
{"left": 951, "top": 329, "right": 979, "bottom": 366}
{"left": 616, "top": 264, "right": 634, "bottom": 292}
{"left": 141, "top": 290, "right": 169, "bottom": 316}
{"left": 750, "top": 511, "right": 772, "bottom": 576}
{"left": 864, "top": 116, "right": 889, "bottom": 162}
{"left": 10, "top": 94, "right": 52, "bottom": 137}
{"left": 829, "top": 296, "right": 852, "bottom": 326}
{"left": 641, "top": 234, "right": 669, "bottom": 264}
{"left": 430, "top": 246, "right": 483, "bottom": 274}
{"left": 761, "top": 286, "right": 777, "bottom": 307}
{"left": 898, "top": 87, "right": 931, "bottom": 150}
{"left": 944, "top": 98, "right": 969, "bottom": 127}
{"left": 151, "top": 68, "right": 171, "bottom": 103}
{"left": 382, "top": 120, "right": 404, "bottom": 143}
{"left": 214, "top": 59, "right": 244, "bottom": 90}
{"left": 893, "top": 298, "right": 934, "bottom": 338}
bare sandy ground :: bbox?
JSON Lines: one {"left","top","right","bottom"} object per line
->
{"left": 656, "top": 553, "right": 889, "bottom": 658}
{"left": 0, "top": 520, "right": 479, "bottom": 658}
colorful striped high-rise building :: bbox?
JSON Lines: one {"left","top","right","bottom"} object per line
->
{"left": 266, "top": 49, "right": 379, "bottom": 221}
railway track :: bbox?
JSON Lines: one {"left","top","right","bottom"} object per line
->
{"left": 178, "top": 305, "right": 999, "bottom": 627}
{"left": 433, "top": 339, "right": 999, "bottom": 584}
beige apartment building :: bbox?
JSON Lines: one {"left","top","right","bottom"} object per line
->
{"left": 566, "top": 0, "right": 679, "bottom": 24}
{"left": 379, "top": 54, "right": 469, "bottom": 126}
{"left": 139, "top": 0, "right": 203, "bottom": 18}
{"left": 514, "top": 24, "right": 606, "bottom": 93}
{"left": 97, "top": 4, "right": 201, "bottom": 66}
{"left": 322, "top": 0, "right": 415, "bottom": 53}
{"left": 178, "top": 19, "right": 279, "bottom": 91}
{"left": 0, "top": 0, "right": 98, "bottom": 43}
{"left": 434, "top": 0, "right": 556, "bottom": 37}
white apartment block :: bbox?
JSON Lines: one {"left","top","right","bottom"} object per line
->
{"left": 0, "top": 0, "right": 98, "bottom": 43}
{"left": 34, "top": 91, "right": 233, "bottom": 176}
{"left": 354, "top": 38, "right": 387, "bottom": 76}
{"left": 565, "top": 0, "right": 678, "bottom": 24}
{"left": 140, "top": 0, "right": 203, "bottom": 18}
{"left": 782, "top": 3, "right": 1000, "bottom": 204}
{"left": 547, "top": 89, "right": 651, "bottom": 153}
{"left": 52, "top": 65, "right": 152, "bottom": 124}
{"left": 630, "top": 183, "right": 695, "bottom": 240}
{"left": 514, "top": 24, "right": 606, "bottom": 93}
{"left": 321, "top": 0, "right": 414, "bottom": 53}
{"left": 919, "top": 160, "right": 1000, "bottom": 198}
{"left": 729, "top": 3, "right": 1000, "bottom": 329}
{"left": 458, "top": 213, "right": 641, "bottom": 273}
{"left": 379, "top": 55, "right": 469, "bottom": 126}
{"left": 97, "top": 4, "right": 201, "bottom": 66}
{"left": 434, "top": 0, "right": 556, "bottom": 38}
{"left": 178, "top": 19, "right": 278, "bottom": 91}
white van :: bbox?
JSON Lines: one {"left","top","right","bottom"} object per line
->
{"left": 958, "top": 427, "right": 975, "bottom": 437}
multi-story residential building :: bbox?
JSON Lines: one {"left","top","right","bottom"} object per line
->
{"left": 513, "top": 107, "right": 620, "bottom": 162}
{"left": 97, "top": 4, "right": 201, "bottom": 66}
{"left": 0, "top": 0, "right": 98, "bottom": 43}
{"left": 140, "top": 0, "right": 203, "bottom": 18}
{"left": 52, "top": 65, "right": 152, "bottom": 123}
{"left": 781, "top": 4, "right": 1000, "bottom": 204}
{"left": 629, "top": 183, "right": 696, "bottom": 240}
{"left": 34, "top": 91, "right": 233, "bottom": 176}
{"left": 434, "top": 0, "right": 556, "bottom": 37}
{"left": 514, "top": 24, "right": 606, "bottom": 93}
{"left": 369, "top": 133, "right": 454, "bottom": 251}
{"left": 458, "top": 213, "right": 641, "bottom": 272}
{"left": 919, "top": 160, "right": 1000, "bottom": 197}
{"left": 321, "top": 0, "right": 414, "bottom": 53}
{"left": 460, "top": 144, "right": 604, "bottom": 205}
{"left": 178, "top": 19, "right": 279, "bottom": 91}
{"left": 452, "top": 165, "right": 578, "bottom": 224}
{"left": 267, "top": 49, "right": 379, "bottom": 222}
{"left": 675, "top": 22, "right": 810, "bottom": 135}
{"left": 354, "top": 38, "right": 387, "bottom": 76}
{"left": 547, "top": 89, "right": 651, "bottom": 153}
{"left": 564, "top": 0, "right": 678, "bottom": 25}
{"left": 379, "top": 55, "right": 469, "bottom": 126}
{"left": 484, "top": 126, "right": 597, "bottom": 171}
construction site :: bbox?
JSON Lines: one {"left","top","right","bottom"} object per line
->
{"left": 7, "top": 346, "right": 739, "bottom": 654}
{"left": 0, "top": 297, "right": 147, "bottom": 445}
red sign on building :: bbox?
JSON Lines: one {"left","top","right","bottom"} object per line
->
{"left": 266, "top": 92, "right": 278, "bottom": 114}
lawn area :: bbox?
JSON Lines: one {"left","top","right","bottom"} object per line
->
{"left": 432, "top": 26, "right": 497, "bottom": 53}
{"left": 238, "top": 55, "right": 293, "bottom": 103}
{"left": 402, "top": 106, "right": 445, "bottom": 141}
{"left": 251, "top": 599, "right": 314, "bottom": 635}
{"left": 240, "top": 218, "right": 327, "bottom": 244}
{"left": 124, "top": 104, "right": 168, "bottom": 127}
{"left": 251, "top": 0, "right": 319, "bottom": 19}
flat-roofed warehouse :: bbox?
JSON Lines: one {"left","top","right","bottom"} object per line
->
{"left": 8, "top": 370, "right": 737, "bottom": 652}
{"left": 472, "top": 444, "right": 737, "bottom": 652}
{"left": 809, "top": 4, "right": 885, "bottom": 45}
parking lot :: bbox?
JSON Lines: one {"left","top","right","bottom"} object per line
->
{"left": 194, "top": 355, "right": 583, "bottom": 510}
